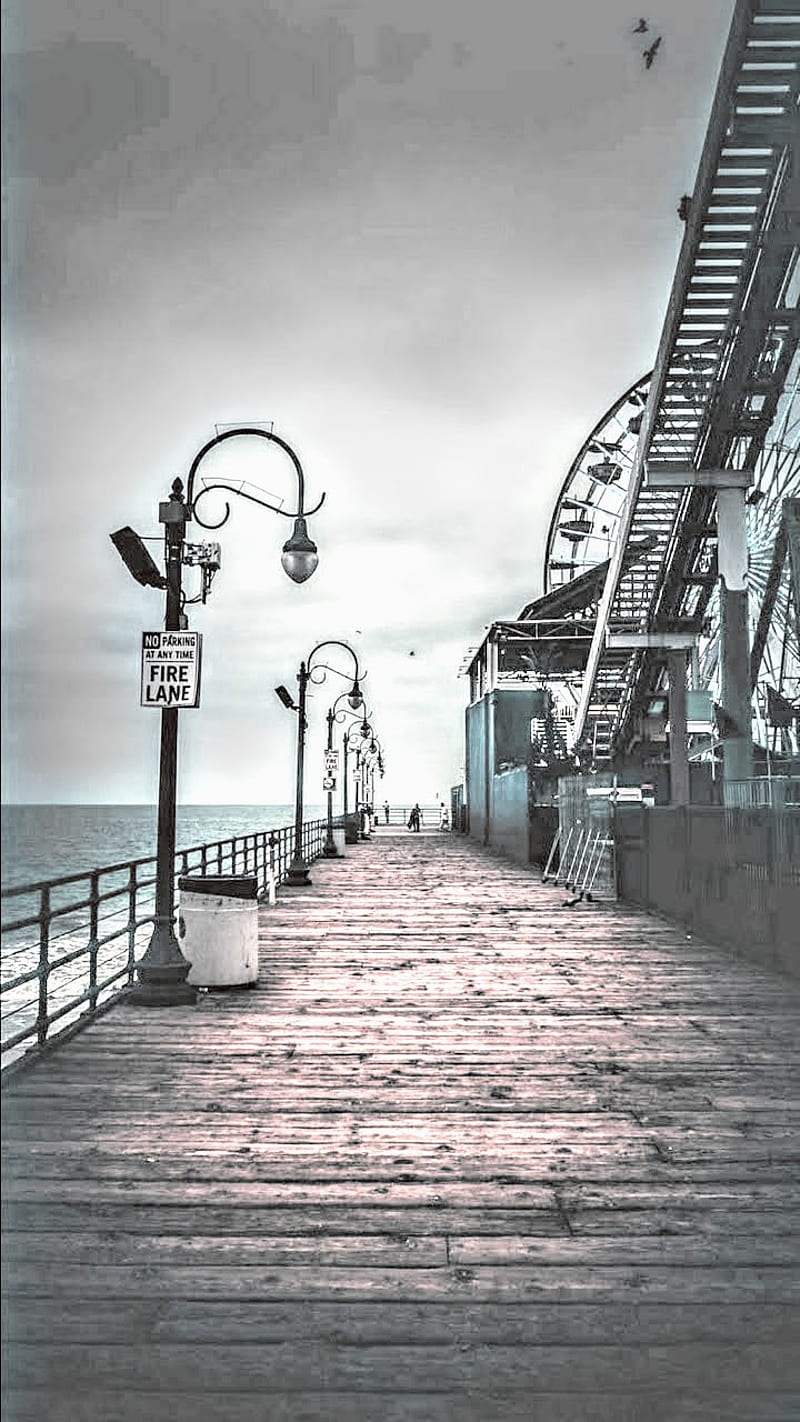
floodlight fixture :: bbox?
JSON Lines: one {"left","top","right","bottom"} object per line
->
{"left": 275, "top": 685, "right": 298, "bottom": 711}
{"left": 110, "top": 527, "right": 166, "bottom": 589}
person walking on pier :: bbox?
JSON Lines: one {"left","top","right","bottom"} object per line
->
{"left": 383, "top": 800, "right": 390, "bottom": 824}
{"left": 408, "top": 803, "right": 421, "bottom": 832}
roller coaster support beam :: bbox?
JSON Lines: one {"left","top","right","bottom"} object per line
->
{"left": 718, "top": 487, "right": 753, "bottom": 783}
{"left": 645, "top": 466, "right": 754, "bottom": 785}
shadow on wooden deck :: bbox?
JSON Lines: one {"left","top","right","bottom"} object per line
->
{"left": 3, "top": 830, "right": 799, "bottom": 1420}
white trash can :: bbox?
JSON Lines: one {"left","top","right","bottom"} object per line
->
{"left": 178, "top": 874, "right": 259, "bottom": 988}
{"left": 332, "top": 826, "right": 346, "bottom": 857}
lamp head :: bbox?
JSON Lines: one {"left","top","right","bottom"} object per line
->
{"left": 281, "top": 515, "right": 318, "bottom": 584}
{"left": 348, "top": 678, "right": 363, "bottom": 710}
{"left": 275, "top": 684, "right": 297, "bottom": 711}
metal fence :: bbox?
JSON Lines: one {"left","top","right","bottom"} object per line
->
{"left": 615, "top": 800, "right": 800, "bottom": 977}
{"left": 1, "top": 816, "right": 331, "bottom": 1072}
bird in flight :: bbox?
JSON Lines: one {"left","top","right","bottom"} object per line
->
{"left": 632, "top": 18, "right": 649, "bottom": 32}
{"left": 643, "top": 35, "right": 662, "bottom": 68}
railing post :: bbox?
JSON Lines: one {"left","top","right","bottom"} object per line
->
{"left": 37, "top": 886, "right": 50, "bottom": 1048}
{"left": 88, "top": 871, "right": 100, "bottom": 1012}
{"left": 127, "top": 864, "right": 138, "bottom": 983}
{"left": 201, "top": 843, "right": 208, "bottom": 875}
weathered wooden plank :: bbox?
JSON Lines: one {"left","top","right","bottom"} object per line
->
{"left": 4, "top": 1389, "right": 799, "bottom": 1422}
{"left": 5, "top": 1178, "right": 797, "bottom": 1209}
{"left": 5, "top": 1202, "right": 798, "bottom": 1239}
{"left": 1, "top": 1231, "right": 449, "bottom": 1267}
{"left": 5, "top": 1298, "right": 797, "bottom": 1347}
{"left": 6, "top": 1339, "right": 800, "bottom": 1394}
{"left": 5, "top": 1156, "right": 799, "bottom": 1186}
{"left": 5, "top": 1262, "right": 799, "bottom": 1303}
{"left": 448, "top": 1235, "right": 800, "bottom": 1266}
{"left": 3, "top": 1228, "right": 798, "bottom": 1268}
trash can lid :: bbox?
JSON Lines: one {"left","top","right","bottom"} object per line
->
{"left": 178, "top": 874, "right": 258, "bottom": 900}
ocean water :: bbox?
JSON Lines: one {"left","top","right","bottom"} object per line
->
{"left": 1, "top": 804, "right": 327, "bottom": 890}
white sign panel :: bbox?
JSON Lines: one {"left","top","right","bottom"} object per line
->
{"left": 325, "top": 750, "right": 339, "bottom": 771}
{"left": 141, "top": 631, "right": 202, "bottom": 708}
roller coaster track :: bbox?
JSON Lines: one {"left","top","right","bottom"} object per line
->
{"left": 573, "top": 0, "right": 799, "bottom": 758}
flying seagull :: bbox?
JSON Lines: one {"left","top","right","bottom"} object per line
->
{"left": 643, "top": 35, "right": 662, "bottom": 68}
{"left": 632, "top": 18, "right": 649, "bottom": 32}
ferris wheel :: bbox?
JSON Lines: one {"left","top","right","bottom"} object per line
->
{"left": 544, "top": 374, "right": 650, "bottom": 594}
{"left": 545, "top": 365, "right": 800, "bottom": 749}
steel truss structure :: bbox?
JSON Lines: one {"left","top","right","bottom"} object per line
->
{"left": 571, "top": 0, "right": 799, "bottom": 760}
{"left": 464, "top": 0, "right": 797, "bottom": 778}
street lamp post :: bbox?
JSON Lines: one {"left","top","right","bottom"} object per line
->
{"left": 128, "top": 479, "right": 195, "bottom": 1005}
{"left": 366, "top": 735, "right": 385, "bottom": 818}
{"left": 342, "top": 718, "right": 374, "bottom": 840}
{"left": 278, "top": 641, "right": 363, "bottom": 886}
{"left": 323, "top": 693, "right": 365, "bottom": 857}
{"left": 359, "top": 733, "right": 384, "bottom": 836}
{"left": 112, "top": 427, "right": 323, "bottom": 1007}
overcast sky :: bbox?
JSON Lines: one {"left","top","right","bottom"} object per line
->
{"left": 2, "top": 0, "right": 735, "bottom": 806}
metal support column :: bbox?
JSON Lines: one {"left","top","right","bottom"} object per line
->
{"left": 667, "top": 649, "right": 690, "bottom": 806}
{"left": 718, "top": 487, "right": 753, "bottom": 783}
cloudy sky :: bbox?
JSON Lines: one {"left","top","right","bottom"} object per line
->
{"left": 2, "top": 0, "right": 735, "bottom": 807}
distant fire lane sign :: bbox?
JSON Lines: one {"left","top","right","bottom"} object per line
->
{"left": 141, "top": 631, "right": 202, "bottom": 708}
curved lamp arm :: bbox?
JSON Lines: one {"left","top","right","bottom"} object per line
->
{"left": 305, "top": 640, "right": 363, "bottom": 706}
{"left": 330, "top": 690, "right": 368, "bottom": 726}
{"left": 184, "top": 427, "right": 325, "bottom": 584}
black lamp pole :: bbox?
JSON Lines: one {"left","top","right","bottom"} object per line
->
{"left": 283, "top": 641, "right": 363, "bottom": 886}
{"left": 129, "top": 480, "right": 196, "bottom": 1005}
{"left": 113, "top": 427, "right": 323, "bottom": 1007}
{"left": 287, "top": 659, "right": 311, "bottom": 885}
{"left": 325, "top": 697, "right": 371, "bottom": 856}
{"left": 324, "top": 704, "right": 338, "bottom": 857}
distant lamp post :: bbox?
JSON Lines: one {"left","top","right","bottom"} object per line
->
{"left": 323, "top": 693, "right": 369, "bottom": 857}
{"left": 359, "top": 733, "right": 385, "bottom": 834}
{"left": 275, "top": 641, "right": 363, "bottom": 886}
{"left": 111, "top": 427, "right": 323, "bottom": 1006}
{"left": 343, "top": 717, "right": 380, "bottom": 839}
{"left": 365, "top": 735, "right": 386, "bottom": 816}
{"left": 341, "top": 714, "right": 372, "bottom": 838}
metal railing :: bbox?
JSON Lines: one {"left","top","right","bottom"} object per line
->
{"left": 1, "top": 816, "right": 332, "bottom": 1073}
{"left": 371, "top": 805, "right": 443, "bottom": 827}
{"left": 722, "top": 777, "right": 800, "bottom": 811}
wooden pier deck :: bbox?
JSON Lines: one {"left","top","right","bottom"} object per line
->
{"left": 2, "top": 828, "right": 799, "bottom": 1420}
